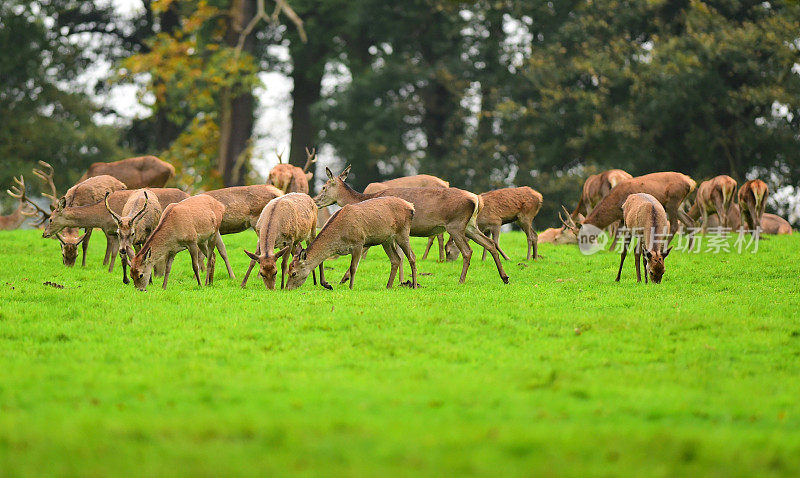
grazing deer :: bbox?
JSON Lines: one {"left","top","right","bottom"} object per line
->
{"left": 365, "top": 175, "right": 450, "bottom": 262}
{"left": 445, "top": 186, "right": 543, "bottom": 262}
{"left": 130, "top": 194, "right": 230, "bottom": 291}
{"left": 686, "top": 175, "right": 737, "bottom": 233}
{"left": 738, "top": 180, "right": 769, "bottom": 238}
{"left": 44, "top": 188, "right": 190, "bottom": 272}
{"left": 286, "top": 197, "right": 418, "bottom": 290}
{"left": 202, "top": 184, "right": 283, "bottom": 235}
{"left": 705, "top": 204, "right": 792, "bottom": 235}
{"left": 242, "top": 193, "right": 330, "bottom": 290}
{"left": 561, "top": 172, "right": 696, "bottom": 245}
{"left": 105, "top": 190, "right": 163, "bottom": 284}
{"left": 616, "top": 193, "right": 672, "bottom": 284}
{"left": 79, "top": 156, "right": 175, "bottom": 189}
{"left": 315, "top": 166, "right": 509, "bottom": 284}
{"left": 267, "top": 147, "right": 317, "bottom": 194}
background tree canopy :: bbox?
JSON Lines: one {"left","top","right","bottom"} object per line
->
{"left": 2, "top": 0, "right": 799, "bottom": 225}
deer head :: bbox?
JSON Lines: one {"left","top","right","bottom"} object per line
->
{"left": 106, "top": 191, "right": 148, "bottom": 264}
{"left": 244, "top": 245, "right": 292, "bottom": 290}
{"left": 303, "top": 147, "right": 317, "bottom": 181}
{"left": 56, "top": 229, "right": 86, "bottom": 267}
{"left": 7, "top": 176, "right": 50, "bottom": 226}
{"left": 644, "top": 247, "right": 671, "bottom": 284}
{"left": 314, "top": 165, "right": 351, "bottom": 208}
{"left": 559, "top": 205, "right": 581, "bottom": 235}
{"left": 285, "top": 247, "right": 311, "bottom": 290}
{"left": 130, "top": 247, "right": 154, "bottom": 291}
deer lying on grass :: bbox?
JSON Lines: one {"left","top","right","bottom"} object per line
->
{"left": 364, "top": 175, "right": 451, "bottom": 262}
{"left": 616, "top": 193, "right": 672, "bottom": 284}
{"left": 105, "top": 190, "right": 163, "bottom": 284}
{"left": 705, "top": 204, "right": 792, "bottom": 235}
{"left": 537, "top": 227, "right": 578, "bottom": 245}
{"left": 686, "top": 175, "right": 737, "bottom": 233}
{"left": 561, "top": 172, "right": 696, "bottom": 245}
{"left": 738, "top": 180, "right": 769, "bottom": 238}
{"left": 286, "top": 197, "right": 417, "bottom": 290}
{"left": 241, "top": 193, "right": 330, "bottom": 290}
{"left": 131, "top": 194, "right": 230, "bottom": 291}
{"left": 445, "top": 186, "right": 543, "bottom": 262}
{"left": 79, "top": 156, "right": 175, "bottom": 189}
{"left": 315, "top": 166, "right": 509, "bottom": 284}
{"left": 44, "top": 188, "right": 189, "bottom": 272}
{"left": 267, "top": 147, "right": 317, "bottom": 194}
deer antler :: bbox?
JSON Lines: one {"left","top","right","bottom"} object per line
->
{"left": 33, "top": 161, "right": 58, "bottom": 207}
{"left": 131, "top": 191, "right": 149, "bottom": 224}
{"left": 104, "top": 192, "right": 123, "bottom": 225}
{"left": 7, "top": 176, "right": 50, "bottom": 225}
{"left": 559, "top": 205, "right": 580, "bottom": 234}
{"left": 303, "top": 147, "right": 317, "bottom": 173}
{"left": 275, "top": 148, "right": 285, "bottom": 164}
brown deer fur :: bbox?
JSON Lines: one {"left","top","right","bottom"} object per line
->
{"left": 44, "top": 188, "right": 189, "bottom": 272}
{"left": 267, "top": 148, "right": 317, "bottom": 194}
{"left": 445, "top": 186, "right": 543, "bottom": 262}
{"left": 571, "top": 169, "right": 633, "bottom": 218}
{"left": 242, "top": 193, "right": 330, "bottom": 290}
{"left": 286, "top": 197, "right": 417, "bottom": 290}
{"left": 55, "top": 228, "right": 87, "bottom": 266}
{"left": 130, "top": 194, "right": 229, "bottom": 291}
{"left": 738, "top": 180, "right": 769, "bottom": 236}
{"left": 538, "top": 227, "right": 578, "bottom": 245}
{"left": 203, "top": 185, "right": 283, "bottom": 235}
{"left": 1, "top": 183, "right": 30, "bottom": 230}
{"left": 314, "top": 166, "right": 509, "bottom": 284}
{"left": 617, "top": 193, "right": 672, "bottom": 284}
{"left": 79, "top": 156, "right": 175, "bottom": 189}
{"left": 687, "top": 175, "right": 737, "bottom": 232}
{"left": 106, "top": 190, "right": 163, "bottom": 284}
{"left": 705, "top": 204, "right": 792, "bottom": 235}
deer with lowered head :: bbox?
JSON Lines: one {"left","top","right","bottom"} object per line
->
{"left": 737, "top": 179, "right": 769, "bottom": 238}
{"left": 561, "top": 171, "right": 697, "bottom": 245}
{"left": 202, "top": 184, "right": 283, "bottom": 236}
{"left": 616, "top": 193, "right": 672, "bottom": 284}
{"left": 445, "top": 186, "right": 543, "bottom": 262}
{"left": 705, "top": 203, "right": 792, "bottom": 235}
{"left": 364, "top": 174, "right": 451, "bottom": 262}
{"left": 286, "top": 197, "right": 418, "bottom": 290}
{"left": 44, "top": 188, "right": 190, "bottom": 272}
{"left": 130, "top": 194, "right": 230, "bottom": 291}
{"left": 105, "top": 190, "right": 163, "bottom": 284}
{"left": 314, "top": 166, "right": 509, "bottom": 284}
{"left": 79, "top": 155, "right": 175, "bottom": 189}
{"left": 686, "top": 175, "right": 737, "bottom": 233}
{"left": 242, "top": 193, "right": 331, "bottom": 290}
{"left": 267, "top": 147, "right": 317, "bottom": 194}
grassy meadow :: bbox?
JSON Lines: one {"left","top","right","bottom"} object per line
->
{"left": 0, "top": 228, "right": 799, "bottom": 477}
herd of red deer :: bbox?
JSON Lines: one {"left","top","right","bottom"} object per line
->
{"left": 2, "top": 152, "right": 793, "bottom": 289}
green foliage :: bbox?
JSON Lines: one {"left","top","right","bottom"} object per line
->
{"left": 1, "top": 229, "right": 799, "bottom": 475}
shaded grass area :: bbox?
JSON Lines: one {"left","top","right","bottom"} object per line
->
{"left": 0, "top": 229, "right": 799, "bottom": 476}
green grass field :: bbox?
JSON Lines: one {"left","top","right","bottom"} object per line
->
{"left": 1, "top": 228, "right": 798, "bottom": 477}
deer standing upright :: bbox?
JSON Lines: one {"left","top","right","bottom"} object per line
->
{"left": 616, "top": 193, "right": 672, "bottom": 283}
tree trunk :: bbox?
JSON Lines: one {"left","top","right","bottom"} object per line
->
{"left": 218, "top": 0, "right": 257, "bottom": 187}
{"left": 154, "top": 3, "right": 181, "bottom": 151}
{"left": 288, "top": 46, "right": 326, "bottom": 167}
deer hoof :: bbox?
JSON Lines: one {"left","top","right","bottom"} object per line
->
{"left": 502, "top": 276, "right": 509, "bottom": 284}
{"left": 322, "top": 282, "right": 333, "bottom": 290}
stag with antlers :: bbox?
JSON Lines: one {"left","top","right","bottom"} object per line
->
{"left": 267, "top": 147, "right": 317, "bottom": 194}
{"left": 105, "top": 190, "right": 163, "bottom": 284}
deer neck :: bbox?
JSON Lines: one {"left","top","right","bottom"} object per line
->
{"left": 336, "top": 182, "right": 373, "bottom": 206}
{"left": 583, "top": 196, "right": 620, "bottom": 230}
{"left": 259, "top": 212, "right": 285, "bottom": 254}
{"left": 62, "top": 201, "right": 114, "bottom": 229}
{"left": 300, "top": 230, "right": 339, "bottom": 275}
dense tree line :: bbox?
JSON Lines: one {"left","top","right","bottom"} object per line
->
{"left": 2, "top": 0, "right": 798, "bottom": 224}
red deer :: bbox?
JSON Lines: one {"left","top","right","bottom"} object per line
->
{"left": 44, "top": 188, "right": 190, "bottom": 272}
{"left": 537, "top": 226, "right": 577, "bottom": 245}
{"left": 314, "top": 166, "right": 509, "bottom": 284}
{"left": 105, "top": 190, "right": 163, "bottom": 284}
{"left": 285, "top": 197, "right": 417, "bottom": 290}
{"left": 202, "top": 184, "right": 283, "bottom": 235}
{"left": 686, "top": 175, "right": 737, "bottom": 232}
{"left": 2, "top": 177, "right": 33, "bottom": 230}
{"left": 130, "top": 194, "right": 229, "bottom": 291}
{"left": 79, "top": 156, "right": 175, "bottom": 189}
{"left": 561, "top": 172, "right": 697, "bottom": 245}
{"left": 267, "top": 147, "right": 317, "bottom": 194}
{"left": 616, "top": 193, "right": 672, "bottom": 283}
{"left": 445, "top": 186, "right": 543, "bottom": 262}
{"left": 705, "top": 204, "right": 792, "bottom": 235}
{"left": 364, "top": 175, "right": 450, "bottom": 262}
{"left": 242, "top": 193, "right": 331, "bottom": 290}
{"left": 738, "top": 180, "right": 769, "bottom": 238}
{"left": 571, "top": 169, "right": 633, "bottom": 218}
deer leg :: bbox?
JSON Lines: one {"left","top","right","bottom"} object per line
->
{"left": 465, "top": 224, "right": 509, "bottom": 284}
{"left": 700, "top": 206, "right": 709, "bottom": 235}
{"left": 382, "top": 242, "right": 402, "bottom": 288}
{"left": 348, "top": 246, "right": 363, "bottom": 290}
{"left": 339, "top": 246, "right": 369, "bottom": 284}
{"left": 281, "top": 246, "right": 290, "bottom": 290}
{"left": 121, "top": 253, "right": 129, "bottom": 285}
{"left": 422, "top": 237, "right": 435, "bottom": 260}
{"left": 616, "top": 233, "right": 630, "bottom": 282}
{"left": 444, "top": 235, "right": 459, "bottom": 262}
{"left": 215, "top": 232, "right": 234, "bottom": 279}
{"left": 162, "top": 252, "right": 176, "bottom": 290}
{"left": 107, "top": 235, "right": 119, "bottom": 273}
{"left": 81, "top": 228, "right": 92, "bottom": 267}
{"left": 312, "top": 240, "right": 332, "bottom": 290}
{"left": 492, "top": 226, "right": 509, "bottom": 261}
{"left": 203, "top": 240, "right": 216, "bottom": 286}
{"left": 240, "top": 244, "right": 260, "bottom": 288}
{"left": 712, "top": 196, "right": 726, "bottom": 233}
{"left": 102, "top": 232, "right": 111, "bottom": 265}
{"left": 643, "top": 255, "right": 648, "bottom": 284}
{"left": 634, "top": 243, "right": 642, "bottom": 283}
{"left": 188, "top": 243, "right": 202, "bottom": 286}
{"left": 448, "top": 231, "right": 473, "bottom": 284}
{"left": 518, "top": 218, "right": 537, "bottom": 260}
{"left": 396, "top": 233, "right": 418, "bottom": 288}
{"left": 437, "top": 233, "right": 445, "bottom": 262}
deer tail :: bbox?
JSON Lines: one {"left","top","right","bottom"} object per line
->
{"left": 468, "top": 194, "right": 482, "bottom": 228}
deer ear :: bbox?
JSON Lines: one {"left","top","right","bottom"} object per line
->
{"left": 663, "top": 246, "right": 672, "bottom": 258}
{"left": 58, "top": 197, "right": 66, "bottom": 210}
{"left": 275, "top": 245, "right": 292, "bottom": 259}
{"left": 76, "top": 234, "right": 87, "bottom": 245}
{"left": 244, "top": 249, "right": 260, "bottom": 261}
{"left": 56, "top": 233, "right": 66, "bottom": 245}
{"left": 325, "top": 167, "right": 334, "bottom": 180}
{"left": 644, "top": 249, "right": 653, "bottom": 260}
{"left": 339, "top": 165, "right": 351, "bottom": 180}
{"left": 299, "top": 248, "right": 308, "bottom": 261}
